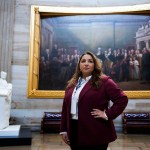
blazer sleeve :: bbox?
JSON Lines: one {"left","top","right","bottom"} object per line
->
{"left": 104, "top": 77, "right": 128, "bottom": 120}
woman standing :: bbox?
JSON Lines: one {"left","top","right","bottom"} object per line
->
{"left": 60, "top": 51, "right": 128, "bottom": 150}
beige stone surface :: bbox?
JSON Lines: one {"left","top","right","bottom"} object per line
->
{"left": 0, "top": 133, "right": 150, "bottom": 150}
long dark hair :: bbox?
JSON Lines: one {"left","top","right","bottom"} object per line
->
{"left": 66, "top": 51, "right": 103, "bottom": 89}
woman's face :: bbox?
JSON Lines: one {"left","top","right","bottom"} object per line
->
{"left": 79, "top": 54, "right": 94, "bottom": 78}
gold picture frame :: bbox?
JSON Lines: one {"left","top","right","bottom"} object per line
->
{"left": 28, "top": 4, "right": 150, "bottom": 99}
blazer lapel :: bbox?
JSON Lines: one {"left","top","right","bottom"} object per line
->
{"left": 79, "top": 81, "right": 92, "bottom": 101}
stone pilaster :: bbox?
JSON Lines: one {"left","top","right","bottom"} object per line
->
{"left": 0, "top": 0, "right": 15, "bottom": 82}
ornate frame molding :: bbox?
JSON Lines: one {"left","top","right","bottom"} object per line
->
{"left": 28, "top": 4, "right": 150, "bottom": 99}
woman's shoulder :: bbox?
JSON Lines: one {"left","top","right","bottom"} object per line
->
{"left": 101, "top": 74, "right": 110, "bottom": 81}
{"left": 101, "top": 75, "right": 118, "bottom": 87}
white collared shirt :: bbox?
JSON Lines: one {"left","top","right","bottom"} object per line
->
{"left": 71, "top": 75, "right": 92, "bottom": 120}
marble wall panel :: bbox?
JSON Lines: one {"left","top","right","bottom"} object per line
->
{"left": 13, "top": 51, "right": 28, "bottom": 61}
{"left": 126, "top": 99, "right": 150, "bottom": 112}
{"left": 97, "top": 0, "right": 150, "bottom": 6}
{"left": 16, "top": 0, "right": 98, "bottom": 7}
{"left": 10, "top": 109, "right": 61, "bottom": 126}
{"left": 11, "top": 99, "right": 63, "bottom": 109}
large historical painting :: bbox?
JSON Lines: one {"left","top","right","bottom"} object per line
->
{"left": 28, "top": 5, "right": 150, "bottom": 98}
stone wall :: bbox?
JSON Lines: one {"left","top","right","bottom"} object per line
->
{"left": 0, "top": 0, "right": 150, "bottom": 131}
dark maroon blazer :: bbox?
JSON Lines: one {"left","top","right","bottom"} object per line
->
{"left": 60, "top": 75, "right": 128, "bottom": 146}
